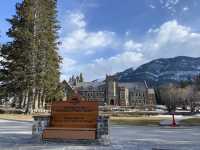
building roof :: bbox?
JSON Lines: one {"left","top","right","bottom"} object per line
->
{"left": 62, "top": 80, "right": 73, "bottom": 89}
{"left": 118, "top": 82, "right": 146, "bottom": 91}
{"left": 73, "top": 80, "right": 149, "bottom": 92}
{"left": 148, "top": 88, "right": 155, "bottom": 94}
{"left": 73, "top": 81, "right": 105, "bottom": 90}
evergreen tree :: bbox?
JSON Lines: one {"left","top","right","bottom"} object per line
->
{"left": 1, "top": 1, "right": 35, "bottom": 109}
{"left": 0, "top": 36, "right": 5, "bottom": 102}
{"left": 0, "top": 0, "right": 61, "bottom": 113}
{"left": 79, "top": 73, "right": 84, "bottom": 82}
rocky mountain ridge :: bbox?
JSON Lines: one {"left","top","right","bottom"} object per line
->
{"left": 115, "top": 56, "right": 200, "bottom": 85}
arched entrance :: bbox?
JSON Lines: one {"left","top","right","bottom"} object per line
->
{"left": 110, "top": 99, "right": 114, "bottom": 105}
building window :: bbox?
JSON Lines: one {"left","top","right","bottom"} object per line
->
{"left": 110, "top": 99, "right": 114, "bottom": 105}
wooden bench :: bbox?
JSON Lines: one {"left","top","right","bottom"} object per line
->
{"left": 43, "top": 127, "right": 96, "bottom": 140}
{"left": 42, "top": 98, "right": 98, "bottom": 140}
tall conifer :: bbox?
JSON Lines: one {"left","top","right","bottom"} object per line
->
{"left": 0, "top": 0, "right": 61, "bottom": 113}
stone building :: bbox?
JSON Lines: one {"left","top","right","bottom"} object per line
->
{"left": 118, "top": 87, "right": 129, "bottom": 106}
{"left": 106, "top": 76, "right": 118, "bottom": 105}
{"left": 73, "top": 81, "right": 106, "bottom": 105}
{"left": 72, "top": 75, "right": 156, "bottom": 107}
{"left": 61, "top": 80, "right": 74, "bottom": 100}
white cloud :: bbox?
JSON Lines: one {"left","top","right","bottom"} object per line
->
{"left": 124, "top": 40, "right": 142, "bottom": 52}
{"left": 60, "top": 57, "right": 79, "bottom": 81}
{"left": 82, "top": 20, "right": 200, "bottom": 80}
{"left": 60, "top": 11, "right": 116, "bottom": 54}
{"left": 160, "top": 0, "right": 180, "bottom": 8}
{"left": 159, "top": 0, "right": 180, "bottom": 15}
{"left": 60, "top": 51, "right": 145, "bottom": 81}
{"left": 94, "top": 51, "right": 144, "bottom": 69}
{"left": 155, "top": 20, "right": 191, "bottom": 45}
{"left": 183, "top": 7, "right": 189, "bottom": 11}
{"left": 81, "top": 51, "right": 145, "bottom": 80}
{"left": 69, "top": 12, "right": 86, "bottom": 28}
{"left": 60, "top": 12, "right": 200, "bottom": 81}
{"left": 148, "top": 1, "right": 179, "bottom": 12}
{"left": 149, "top": 4, "right": 156, "bottom": 9}
{"left": 61, "top": 57, "right": 77, "bottom": 69}
{"left": 145, "top": 20, "right": 200, "bottom": 58}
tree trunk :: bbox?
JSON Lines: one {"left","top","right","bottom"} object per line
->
{"left": 25, "top": 91, "right": 30, "bottom": 114}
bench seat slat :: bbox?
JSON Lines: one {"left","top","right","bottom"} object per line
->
{"left": 45, "top": 127, "right": 96, "bottom": 131}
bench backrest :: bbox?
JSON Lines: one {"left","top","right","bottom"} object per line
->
{"left": 50, "top": 98, "right": 98, "bottom": 129}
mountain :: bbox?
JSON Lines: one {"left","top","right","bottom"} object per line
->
{"left": 115, "top": 56, "right": 200, "bottom": 85}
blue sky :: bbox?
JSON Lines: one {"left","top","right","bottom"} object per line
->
{"left": 1, "top": 0, "right": 200, "bottom": 81}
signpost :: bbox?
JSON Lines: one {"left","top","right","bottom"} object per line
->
{"left": 171, "top": 112, "right": 176, "bottom": 127}
{"left": 42, "top": 97, "right": 98, "bottom": 140}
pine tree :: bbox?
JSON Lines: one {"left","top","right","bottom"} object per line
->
{"left": 1, "top": 1, "right": 35, "bottom": 109}
{"left": 79, "top": 73, "right": 84, "bottom": 82}
{"left": 0, "top": 0, "right": 61, "bottom": 113}
{"left": 0, "top": 37, "right": 5, "bottom": 102}
{"left": 39, "top": 0, "right": 61, "bottom": 103}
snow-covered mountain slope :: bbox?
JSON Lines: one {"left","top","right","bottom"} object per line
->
{"left": 115, "top": 56, "right": 200, "bottom": 85}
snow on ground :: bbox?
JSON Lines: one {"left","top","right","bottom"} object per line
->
{"left": 0, "top": 119, "right": 200, "bottom": 150}
{"left": 156, "top": 114, "right": 200, "bottom": 119}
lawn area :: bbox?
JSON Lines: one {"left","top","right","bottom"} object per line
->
{"left": 0, "top": 114, "right": 167, "bottom": 125}
{"left": 180, "top": 118, "right": 200, "bottom": 126}
{"left": 1, "top": 113, "right": 200, "bottom": 126}
{"left": 111, "top": 116, "right": 200, "bottom": 126}
{"left": 0, "top": 114, "right": 33, "bottom": 121}
{"left": 110, "top": 116, "right": 168, "bottom": 126}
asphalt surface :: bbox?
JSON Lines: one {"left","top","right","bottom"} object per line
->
{"left": 0, "top": 119, "right": 200, "bottom": 150}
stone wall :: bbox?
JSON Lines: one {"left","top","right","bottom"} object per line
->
{"left": 32, "top": 115, "right": 50, "bottom": 136}
{"left": 96, "top": 115, "right": 110, "bottom": 144}
{"left": 32, "top": 114, "right": 110, "bottom": 144}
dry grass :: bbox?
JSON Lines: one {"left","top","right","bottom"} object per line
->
{"left": 110, "top": 116, "right": 167, "bottom": 126}
{"left": 0, "top": 114, "right": 33, "bottom": 121}
{"left": 180, "top": 118, "right": 200, "bottom": 126}
{"left": 111, "top": 116, "right": 200, "bottom": 126}
{"left": 1, "top": 114, "right": 199, "bottom": 126}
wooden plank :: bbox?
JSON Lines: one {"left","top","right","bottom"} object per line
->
{"left": 43, "top": 129, "right": 96, "bottom": 140}
{"left": 51, "top": 101, "right": 98, "bottom": 115}
{"left": 45, "top": 127, "right": 96, "bottom": 131}
{"left": 43, "top": 98, "right": 99, "bottom": 140}
{"left": 50, "top": 99, "right": 98, "bottom": 129}
{"left": 50, "top": 123, "right": 97, "bottom": 128}
{"left": 51, "top": 112, "right": 98, "bottom": 120}
{"left": 50, "top": 118, "right": 97, "bottom": 128}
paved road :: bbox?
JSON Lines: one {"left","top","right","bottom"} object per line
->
{"left": 0, "top": 119, "right": 200, "bottom": 150}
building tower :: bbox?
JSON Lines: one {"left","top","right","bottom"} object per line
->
{"left": 105, "top": 75, "right": 118, "bottom": 105}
